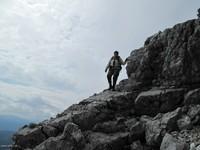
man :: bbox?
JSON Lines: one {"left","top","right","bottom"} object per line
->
{"left": 105, "top": 51, "right": 128, "bottom": 91}
{"left": 198, "top": 8, "right": 200, "bottom": 19}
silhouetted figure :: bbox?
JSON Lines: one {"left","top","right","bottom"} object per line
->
{"left": 105, "top": 51, "right": 128, "bottom": 91}
{"left": 198, "top": 8, "right": 200, "bottom": 19}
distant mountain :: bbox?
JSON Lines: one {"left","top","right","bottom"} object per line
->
{"left": 0, "top": 115, "right": 29, "bottom": 131}
{"left": 0, "top": 116, "right": 30, "bottom": 149}
{"left": 0, "top": 130, "right": 14, "bottom": 150}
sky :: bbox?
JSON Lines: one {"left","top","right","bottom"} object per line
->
{"left": 0, "top": 0, "right": 199, "bottom": 122}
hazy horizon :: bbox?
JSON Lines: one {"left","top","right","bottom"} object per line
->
{"left": 0, "top": 0, "right": 199, "bottom": 122}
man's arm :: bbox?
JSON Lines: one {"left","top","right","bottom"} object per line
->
{"left": 105, "top": 58, "right": 112, "bottom": 72}
{"left": 119, "top": 57, "right": 127, "bottom": 65}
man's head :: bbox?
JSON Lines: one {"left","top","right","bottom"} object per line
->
{"left": 114, "top": 51, "right": 119, "bottom": 57}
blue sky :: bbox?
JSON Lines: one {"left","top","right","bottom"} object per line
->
{"left": 0, "top": 0, "right": 199, "bottom": 121}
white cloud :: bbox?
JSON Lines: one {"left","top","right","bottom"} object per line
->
{"left": 0, "top": 80, "right": 81, "bottom": 121}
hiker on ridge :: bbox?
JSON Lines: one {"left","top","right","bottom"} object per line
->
{"left": 105, "top": 51, "right": 128, "bottom": 91}
{"left": 198, "top": 8, "right": 200, "bottom": 19}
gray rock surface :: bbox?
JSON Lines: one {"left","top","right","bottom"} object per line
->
{"left": 130, "top": 141, "right": 144, "bottom": 150}
{"left": 145, "top": 108, "right": 181, "bottom": 147}
{"left": 120, "top": 19, "right": 200, "bottom": 90}
{"left": 160, "top": 133, "right": 189, "bottom": 150}
{"left": 34, "top": 123, "right": 85, "bottom": 150}
{"left": 12, "top": 126, "right": 46, "bottom": 149}
{"left": 177, "top": 115, "right": 192, "bottom": 130}
{"left": 135, "top": 88, "right": 185, "bottom": 116}
{"left": 185, "top": 89, "right": 200, "bottom": 105}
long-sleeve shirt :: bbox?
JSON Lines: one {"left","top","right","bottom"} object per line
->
{"left": 105, "top": 56, "right": 126, "bottom": 70}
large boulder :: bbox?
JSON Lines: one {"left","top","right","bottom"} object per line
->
{"left": 12, "top": 91, "right": 137, "bottom": 149}
{"left": 172, "top": 126, "right": 200, "bottom": 146}
{"left": 12, "top": 126, "right": 46, "bottom": 149}
{"left": 48, "top": 113, "right": 73, "bottom": 131}
{"left": 184, "top": 88, "right": 200, "bottom": 105}
{"left": 160, "top": 133, "right": 189, "bottom": 150}
{"left": 71, "top": 91, "right": 137, "bottom": 130}
{"left": 135, "top": 89, "right": 185, "bottom": 116}
{"left": 92, "top": 120, "right": 126, "bottom": 133}
{"left": 125, "top": 19, "right": 200, "bottom": 88}
{"left": 145, "top": 108, "right": 181, "bottom": 147}
{"left": 177, "top": 115, "right": 192, "bottom": 130}
{"left": 130, "top": 141, "right": 144, "bottom": 150}
{"left": 83, "top": 132, "right": 129, "bottom": 150}
{"left": 187, "top": 105, "right": 200, "bottom": 125}
{"left": 42, "top": 125, "right": 59, "bottom": 137}
{"left": 129, "top": 121, "right": 145, "bottom": 141}
{"left": 34, "top": 123, "right": 85, "bottom": 150}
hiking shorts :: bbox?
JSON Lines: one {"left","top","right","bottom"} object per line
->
{"left": 107, "top": 67, "right": 122, "bottom": 79}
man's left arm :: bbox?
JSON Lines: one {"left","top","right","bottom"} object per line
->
{"left": 119, "top": 57, "right": 128, "bottom": 65}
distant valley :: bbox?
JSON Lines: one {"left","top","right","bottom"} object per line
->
{"left": 0, "top": 115, "right": 30, "bottom": 149}
{"left": 0, "top": 130, "right": 14, "bottom": 149}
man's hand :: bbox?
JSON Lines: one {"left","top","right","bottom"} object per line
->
{"left": 105, "top": 68, "right": 108, "bottom": 72}
{"left": 125, "top": 58, "right": 129, "bottom": 63}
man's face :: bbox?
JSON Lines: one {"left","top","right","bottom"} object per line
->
{"left": 114, "top": 52, "right": 118, "bottom": 57}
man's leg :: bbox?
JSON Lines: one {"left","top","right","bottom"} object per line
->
{"left": 112, "top": 69, "right": 120, "bottom": 91}
{"left": 107, "top": 69, "right": 114, "bottom": 90}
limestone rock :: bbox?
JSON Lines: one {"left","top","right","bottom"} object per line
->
{"left": 177, "top": 115, "right": 192, "bottom": 130}
{"left": 135, "top": 89, "right": 184, "bottom": 116}
{"left": 184, "top": 89, "right": 200, "bottom": 105}
{"left": 130, "top": 141, "right": 144, "bottom": 150}
{"left": 129, "top": 121, "right": 145, "bottom": 141}
{"left": 145, "top": 108, "right": 181, "bottom": 147}
{"left": 34, "top": 123, "right": 85, "bottom": 150}
{"left": 84, "top": 132, "right": 129, "bottom": 150}
{"left": 12, "top": 126, "right": 46, "bottom": 149}
{"left": 125, "top": 19, "right": 200, "bottom": 88}
{"left": 160, "top": 133, "right": 189, "bottom": 150}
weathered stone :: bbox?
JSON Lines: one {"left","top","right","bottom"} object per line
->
{"left": 145, "top": 117, "right": 163, "bottom": 147}
{"left": 92, "top": 120, "right": 126, "bottom": 133}
{"left": 126, "top": 19, "right": 200, "bottom": 88}
{"left": 84, "top": 132, "right": 129, "bottom": 150}
{"left": 48, "top": 113, "right": 73, "bottom": 131}
{"left": 187, "top": 105, "right": 200, "bottom": 125}
{"left": 145, "top": 108, "right": 181, "bottom": 147}
{"left": 125, "top": 117, "right": 138, "bottom": 129}
{"left": 12, "top": 126, "right": 46, "bottom": 149}
{"left": 184, "top": 89, "right": 200, "bottom": 105}
{"left": 160, "top": 133, "right": 189, "bottom": 150}
{"left": 129, "top": 121, "right": 145, "bottom": 141}
{"left": 135, "top": 89, "right": 184, "bottom": 116}
{"left": 34, "top": 123, "right": 85, "bottom": 150}
{"left": 130, "top": 141, "right": 144, "bottom": 150}
{"left": 177, "top": 115, "right": 192, "bottom": 130}
{"left": 160, "top": 107, "right": 181, "bottom": 131}
{"left": 42, "top": 125, "right": 59, "bottom": 137}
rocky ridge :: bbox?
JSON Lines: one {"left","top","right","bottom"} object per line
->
{"left": 12, "top": 18, "right": 200, "bottom": 150}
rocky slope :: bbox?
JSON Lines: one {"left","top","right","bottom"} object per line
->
{"left": 12, "top": 18, "right": 200, "bottom": 150}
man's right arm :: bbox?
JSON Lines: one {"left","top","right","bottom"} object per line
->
{"left": 105, "top": 58, "right": 112, "bottom": 72}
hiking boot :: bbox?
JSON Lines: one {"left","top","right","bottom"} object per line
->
{"left": 108, "top": 87, "right": 112, "bottom": 90}
{"left": 112, "top": 86, "right": 116, "bottom": 91}
{"left": 108, "top": 84, "right": 112, "bottom": 90}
